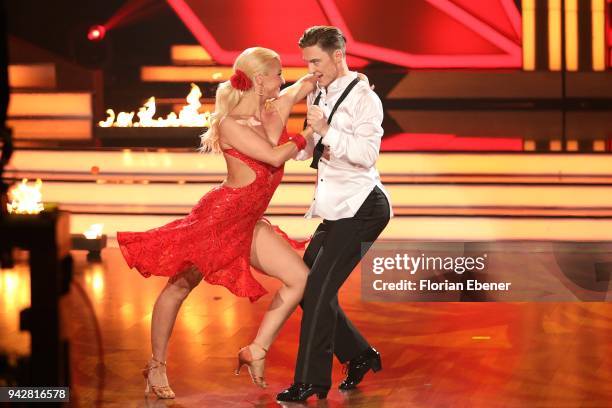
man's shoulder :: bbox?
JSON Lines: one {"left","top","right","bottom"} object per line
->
{"left": 354, "top": 80, "right": 378, "bottom": 95}
{"left": 352, "top": 81, "right": 382, "bottom": 107}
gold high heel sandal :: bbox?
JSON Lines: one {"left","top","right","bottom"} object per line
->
{"left": 142, "top": 358, "right": 176, "bottom": 399}
{"left": 235, "top": 343, "right": 268, "bottom": 388}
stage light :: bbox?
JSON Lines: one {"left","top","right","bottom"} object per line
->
{"left": 565, "top": 0, "right": 579, "bottom": 71}
{"left": 548, "top": 0, "right": 562, "bottom": 71}
{"left": 591, "top": 0, "right": 606, "bottom": 71}
{"left": 87, "top": 25, "right": 106, "bottom": 42}
{"left": 72, "top": 23, "right": 112, "bottom": 68}
{"left": 522, "top": 0, "right": 536, "bottom": 70}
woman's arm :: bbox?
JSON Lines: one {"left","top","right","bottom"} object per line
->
{"left": 281, "top": 73, "right": 318, "bottom": 103}
{"left": 273, "top": 74, "right": 318, "bottom": 122}
{"left": 273, "top": 72, "right": 371, "bottom": 124}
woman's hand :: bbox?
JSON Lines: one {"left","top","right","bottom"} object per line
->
{"left": 357, "top": 72, "right": 375, "bottom": 90}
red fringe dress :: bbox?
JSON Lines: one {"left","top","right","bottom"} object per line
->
{"left": 117, "top": 129, "right": 306, "bottom": 302}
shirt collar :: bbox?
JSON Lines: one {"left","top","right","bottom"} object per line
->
{"left": 316, "top": 71, "right": 358, "bottom": 97}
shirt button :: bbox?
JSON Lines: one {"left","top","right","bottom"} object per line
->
{"left": 320, "top": 178, "right": 323, "bottom": 182}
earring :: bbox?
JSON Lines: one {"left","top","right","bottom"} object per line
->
{"left": 256, "top": 85, "right": 264, "bottom": 96}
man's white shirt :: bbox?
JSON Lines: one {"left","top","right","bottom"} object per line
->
{"left": 295, "top": 71, "right": 393, "bottom": 220}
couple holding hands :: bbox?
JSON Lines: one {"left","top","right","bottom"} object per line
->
{"left": 117, "top": 25, "right": 392, "bottom": 403}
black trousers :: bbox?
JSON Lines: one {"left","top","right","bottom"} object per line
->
{"left": 294, "top": 186, "right": 390, "bottom": 387}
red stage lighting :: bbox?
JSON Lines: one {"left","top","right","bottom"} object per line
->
{"left": 87, "top": 25, "right": 106, "bottom": 41}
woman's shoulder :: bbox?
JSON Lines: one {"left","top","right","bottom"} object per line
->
{"left": 217, "top": 115, "right": 232, "bottom": 134}
{"left": 218, "top": 115, "right": 251, "bottom": 140}
{"left": 219, "top": 115, "right": 254, "bottom": 129}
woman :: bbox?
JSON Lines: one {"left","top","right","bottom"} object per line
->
{"left": 117, "top": 47, "right": 318, "bottom": 398}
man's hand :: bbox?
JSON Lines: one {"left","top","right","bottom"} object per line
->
{"left": 300, "top": 125, "right": 315, "bottom": 143}
{"left": 306, "top": 105, "right": 329, "bottom": 136}
{"left": 322, "top": 146, "right": 331, "bottom": 160}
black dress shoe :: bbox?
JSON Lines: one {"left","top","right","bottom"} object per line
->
{"left": 338, "top": 347, "right": 382, "bottom": 390}
{"left": 276, "top": 383, "right": 329, "bottom": 402}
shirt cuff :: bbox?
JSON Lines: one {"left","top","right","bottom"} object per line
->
{"left": 321, "top": 126, "right": 339, "bottom": 149}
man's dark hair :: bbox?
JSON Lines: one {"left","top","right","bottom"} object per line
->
{"left": 298, "top": 26, "right": 346, "bottom": 55}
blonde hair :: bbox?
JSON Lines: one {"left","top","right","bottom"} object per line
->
{"left": 199, "top": 47, "right": 280, "bottom": 153}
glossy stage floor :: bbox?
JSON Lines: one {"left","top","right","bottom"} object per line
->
{"left": 1, "top": 247, "right": 611, "bottom": 407}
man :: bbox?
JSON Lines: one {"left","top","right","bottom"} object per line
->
{"left": 277, "top": 26, "right": 393, "bottom": 402}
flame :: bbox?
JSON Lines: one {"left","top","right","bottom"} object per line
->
{"left": 116, "top": 111, "right": 135, "bottom": 127}
{"left": 84, "top": 223, "right": 104, "bottom": 239}
{"left": 98, "top": 109, "right": 115, "bottom": 127}
{"left": 98, "top": 83, "right": 210, "bottom": 128}
{"left": 7, "top": 179, "right": 44, "bottom": 214}
{"left": 135, "top": 97, "right": 156, "bottom": 127}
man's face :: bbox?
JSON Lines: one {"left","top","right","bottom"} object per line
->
{"left": 302, "top": 45, "right": 340, "bottom": 88}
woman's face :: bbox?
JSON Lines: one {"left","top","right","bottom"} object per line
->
{"left": 259, "top": 59, "right": 285, "bottom": 99}
{"left": 302, "top": 45, "right": 340, "bottom": 88}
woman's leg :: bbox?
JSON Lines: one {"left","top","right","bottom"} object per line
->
{"left": 148, "top": 266, "right": 203, "bottom": 386}
{"left": 248, "top": 221, "right": 309, "bottom": 357}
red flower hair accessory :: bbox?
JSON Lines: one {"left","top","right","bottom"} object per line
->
{"left": 230, "top": 69, "right": 253, "bottom": 91}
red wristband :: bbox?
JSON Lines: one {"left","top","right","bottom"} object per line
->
{"left": 287, "top": 134, "right": 307, "bottom": 151}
